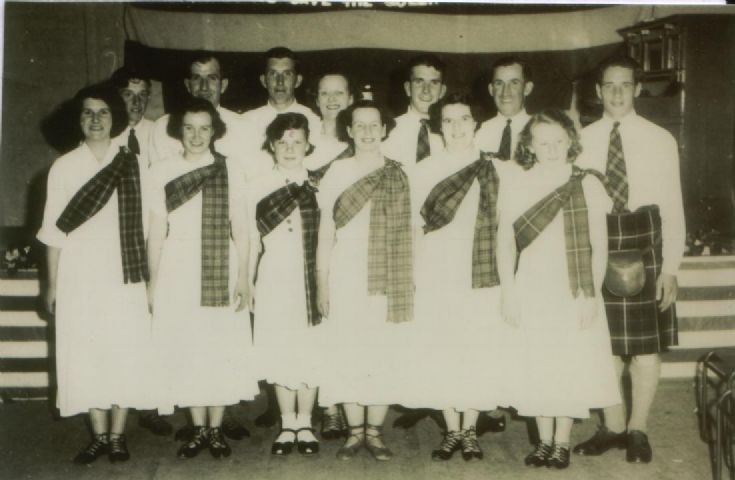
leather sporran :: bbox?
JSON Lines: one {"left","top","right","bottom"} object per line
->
{"left": 604, "top": 249, "right": 646, "bottom": 297}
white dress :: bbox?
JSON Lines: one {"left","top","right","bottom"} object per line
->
{"left": 303, "top": 131, "right": 348, "bottom": 172}
{"left": 500, "top": 162, "right": 621, "bottom": 418}
{"left": 247, "top": 166, "right": 323, "bottom": 390}
{"left": 37, "top": 140, "right": 155, "bottom": 417}
{"left": 316, "top": 156, "right": 414, "bottom": 407}
{"left": 404, "top": 148, "right": 518, "bottom": 412}
{"left": 148, "top": 152, "right": 258, "bottom": 414}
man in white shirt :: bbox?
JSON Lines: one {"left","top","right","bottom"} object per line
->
{"left": 111, "top": 67, "right": 155, "bottom": 167}
{"left": 475, "top": 56, "right": 534, "bottom": 160}
{"left": 382, "top": 54, "right": 446, "bottom": 166}
{"left": 240, "top": 47, "right": 321, "bottom": 176}
{"left": 148, "top": 54, "right": 246, "bottom": 168}
{"left": 573, "top": 56, "right": 685, "bottom": 464}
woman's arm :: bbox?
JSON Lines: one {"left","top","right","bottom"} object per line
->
{"left": 316, "top": 207, "right": 336, "bottom": 318}
{"left": 44, "top": 246, "right": 61, "bottom": 315}
{"left": 231, "top": 193, "right": 250, "bottom": 313}
{"left": 146, "top": 211, "right": 167, "bottom": 314}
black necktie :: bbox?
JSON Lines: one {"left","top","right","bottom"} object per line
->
{"left": 498, "top": 118, "right": 512, "bottom": 160}
{"left": 128, "top": 128, "right": 140, "bottom": 155}
{"left": 416, "top": 118, "right": 431, "bottom": 163}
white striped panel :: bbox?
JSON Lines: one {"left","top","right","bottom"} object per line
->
{"left": 675, "top": 330, "right": 735, "bottom": 349}
{"left": 676, "top": 299, "right": 735, "bottom": 318}
{"left": 682, "top": 256, "right": 735, "bottom": 265}
{"left": 678, "top": 268, "right": 735, "bottom": 288}
{"left": 0, "top": 372, "right": 49, "bottom": 388}
{"left": 0, "top": 342, "right": 48, "bottom": 358}
{"left": 661, "top": 362, "right": 695, "bottom": 379}
{"left": 0, "top": 311, "right": 45, "bottom": 327}
{"left": 0, "top": 278, "right": 39, "bottom": 296}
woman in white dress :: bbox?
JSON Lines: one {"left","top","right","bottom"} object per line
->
{"left": 496, "top": 110, "right": 620, "bottom": 469}
{"left": 247, "top": 113, "right": 322, "bottom": 456}
{"left": 408, "top": 92, "right": 515, "bottom": 461}
{"left": 316, "top": 100, "right": 413, "bottom": 462}
{"left": 38, "top": 85, "right": 152, "bottom": 464}
{"left": 147, "top": 98, "right": 257, "bottom": 459}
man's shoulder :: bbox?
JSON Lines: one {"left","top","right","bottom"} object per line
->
{"left": 631, "top": 114, "right": 677, "bottom": 144}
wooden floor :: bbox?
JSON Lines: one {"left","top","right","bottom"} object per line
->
{"left": 0, "top": 379, "right": 714, "bottom": 480}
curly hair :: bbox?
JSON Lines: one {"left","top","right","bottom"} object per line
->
{"left": 337, "top": 99, "right": 396, "bottom": 145}
{"left": 515, "top": 109, "right": 582, "bottom": 170}
{"left": 166, "top": 97, "right": 227, "bottom": 149}
{"left": 262, "top": 112, "right": 315, "bottom": 156}
{"left": 73, "top": 84, "right": 128, "bottom": 141}
{"left": 427, "top": 91, "right": 481, "bottom": 135}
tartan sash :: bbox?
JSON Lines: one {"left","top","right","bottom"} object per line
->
{"left": 513, "top": 166, "right": 605, "bottom": 298}
{"left": 308, "top": 145, "right": 354, "bottom": 184}
{"left": 256, "top": 181, "right": 321, "bottom": 326}
{"left": 165, "top": 153, "right": 230, "bottom": 307}
{"left": 56, "top": 146, "right": 148, "bottom": 284}
{"left": 333, "top": 158, "right": 414, "bottom": 323}
{"left": 421, "top": 152, "right": 500, "bottom": 288}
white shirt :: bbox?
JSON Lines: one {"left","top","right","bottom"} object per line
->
{"left": 148, "top": 106, "right": 248, "bottom": 176}
{"left": 382, "top": 106, "right": 443, "bottom": 167}
{"left": 119, "top": 117, "right": 155, "bottom": 167}
{"left": 577, "top": 111, "right": 685, "bottom": 276}
{"left": 475, "top": 109, "right": 531, "bottom": 159}
{"left": 303, "top": 128, "right": 349, "bottom": 172}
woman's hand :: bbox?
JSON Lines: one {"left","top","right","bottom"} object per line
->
{"left": 43, "top": 284, "right": 56, "bottom": 315}
{"left": 146, "top": 281, "right": 156, "bottom": 315}
{"left": 576, "top": 295, "right": 599, "bottom": 330}
{"left": 317, "top": 275, "right": 329, "bottom": 318}
{"left": 501, "top": 285, "right": 521, "bottom": 327}
{"left": 233, "top": 277, "right": 252, "bottom": 313}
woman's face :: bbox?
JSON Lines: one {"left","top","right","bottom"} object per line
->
{"left": 181, "top": 111, "right": 214, "bottom": 156}
{"left": 271, "top": 128, "right": 308, "bottom": 169}
{"left": 530, "top": 122, "right": 571, "bottom": 165}
{"left": 316, "top": 74, "right": 353, "bottom": 122}
{"left": 440, "top": 103, "right": 476, "bottom": 150}
{"left": 347, "top": 107, "right": 385, "bottom": 153}
{"left": 80, "top": 98, "right": 112, "bottom": 142}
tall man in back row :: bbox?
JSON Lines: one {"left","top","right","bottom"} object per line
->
{"left": 574, "top": 56, "right": 685, "bottom": 464}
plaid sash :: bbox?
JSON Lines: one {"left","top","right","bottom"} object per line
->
{"left": 513, "top": 166, "right": 605, "bottom": 298}
{"left": 421, "top": 152, "right": 500, "bottom": 288}
{"left": 165, "top": 153, "right": 230, "bottom": 307}
{"left": 56, "top": 146, "right": 148, "bottom": 284}
{"left": 333, "top": 158, "right": 414, "bottom": 323}
{"left": 308, "top": 145, "right": 354, "bottom": 184}
{"left": 256, "top": 181, "right": 321, "bottom": 326}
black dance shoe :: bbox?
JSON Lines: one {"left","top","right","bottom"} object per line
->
{"left": 296, "top": 427, "right": 320, "bottom": 455}
{"left": 138, "top": 411, "right": 173, "bottom": 436}
{"left": 547, "top": 444, "right": 570, "bottom": 469}
{"left": 221, "top": 414, "right": 250, "bottom": 440}
{"left": 321, "top": 410, "right": 347, "bottom": 440}
{"left": 476, "top": 412, "right": 506, "bottom": 436}
{"left": 73, "top": 434, "right": 109, "bottom": 465}
{"left": 431, "top": 430, "right": 462, "bottom": 461}
{"left": 626, "top": 430, "right": 653, "bottom": 463}
{"left": 461, "top": 427, "right": 483, "bottom": 461}
{"left": 573, "top": 426, "right": 627, "bottom": 456}
{"left": 271, "top": 428, "right": 297, "bottom": 456}
{"left": 177, "top": 426, "right": 209, "bottom": 459}
{"left": 108, "top": 434, "right": 130, "bottom": 463}
{"left": 524, "top": 442, "right": 552, "bottom": 467}
{"left": 208, "top": 427, "right": 232, "bottom": 458}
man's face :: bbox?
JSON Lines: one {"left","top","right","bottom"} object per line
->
{"left": 119, "top": 79, "right": 150, "bottom": 126}
{"left": 489, "top": 63, "right": 534, "bottom": 118}
{"left": 184, "top": 59, "right": 228, "bottom": 108}
{"left": 596, "top": 66, "right": 641, "bottom": 120}
{"left": 260, "top": 57, "right": 302, "bottom": 106}
{"left": 404, "top": 65, "right": 446, "bottom": 115}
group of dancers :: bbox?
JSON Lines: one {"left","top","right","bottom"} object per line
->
{"left": 37, "top": 47, "right": 684, "bottom": 470}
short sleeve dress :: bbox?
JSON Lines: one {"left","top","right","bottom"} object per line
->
{"left": 500, "top": 162, "right": 621, "bottom": 418}
{"left": 37, "top": 140, "right": 156, "bottom": 417}
{"left": 148, "top": 152, "right": 258, "bottom": 414}
{"left": 246, "top": 166, "right": 323, "bottom": 390}
{"left": 315, "top": 156, "right": 414, "bottom": 407}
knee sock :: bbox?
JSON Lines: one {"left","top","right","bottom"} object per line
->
{"left": 628, "top": 353, "right": 661, "bottom": 432}
{"left": 536, "top": 417, "right": 554, "bottom": 445}
{"left": 603, "top": 355, "right": 627, "bottom": 433}
{"left": 553, "top": 417, "right": 573, "bottom": 446}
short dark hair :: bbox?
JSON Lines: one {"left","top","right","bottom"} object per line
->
{"left": 596, "top": 55, "right": 642, "bottom": 85}
{"left": 263, "top": 46, "right": 298, "bottom": 73}
{"left": 515, "top": 109, "right": 582, "bottom": 170}
{"left": 407, "top": 54, "right": 446, "bottom": 82}
{"left": 262, "top": 112, "right": 315, "bottom": 156}
{"left": 490, "top": 56, "right": 533, "bottom": 83}
{"left": 189, "top": 52, "right": 225, "bottom": 78}
{"left": 338, "top": 99, "right": 396, "bottom": 145}
{"left": 73, "top": 84, "right": 128, "bottom": 140}
{"left": 428, "top": 91, "right": 481, "bottom": 135}
{"left": 167, "top": 97, "right": 227, "bottom": 149}
{"left": 110, "top": 66, "right": 151, "bottom": 90}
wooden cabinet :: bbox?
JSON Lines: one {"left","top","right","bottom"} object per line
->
{"left": 618, "top": 15, "right": 735, "bottom": 234}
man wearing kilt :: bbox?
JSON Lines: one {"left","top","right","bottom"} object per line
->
{"left": 572, "top": 56, "right": 685, "bottom": 464}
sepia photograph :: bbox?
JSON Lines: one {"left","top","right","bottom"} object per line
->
{"left": 0, "top": 1, "right": 734, "bottom": 479}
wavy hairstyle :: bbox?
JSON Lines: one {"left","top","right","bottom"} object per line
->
{"left": 514, "top": 109, "right": 582, "bottom": 170}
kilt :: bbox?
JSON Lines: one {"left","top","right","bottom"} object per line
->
{"left": 603, "top": 205, "right": 678, "bottom": 355}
